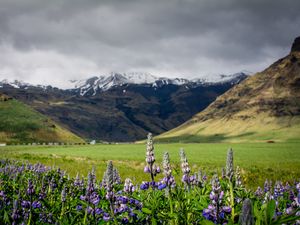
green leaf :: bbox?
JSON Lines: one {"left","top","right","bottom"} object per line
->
{"left": 266, "top": 200, "right": 276, "bottom": 224}
{"left": 142, "top": 207, "right": 152, "bottom": 214}
{"left": 201, "top": 220, "right": 216, "bottom": 225}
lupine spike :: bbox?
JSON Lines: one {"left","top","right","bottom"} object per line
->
{"left": 226, "top": 148, "right": 234, "bottom": 182}
{"left": 144, "top": 133, "right": 160, "bottom": 185}
{"left": 159, "top": 152, "right": 175, "bottom": 191}
{"left": 239, "top": 199, "right": 254, "bottom": 225}
{"left": 106, "top": 161, "right": 114, "bottom": 191}
{"left": 180, "top": 148, "right": 191, "bottom": 186}
{"left": 113, "top": 167, "right": 121, "bottom": 184}
{"left": 235, "top": 166, "right": 242, "bottom": 187}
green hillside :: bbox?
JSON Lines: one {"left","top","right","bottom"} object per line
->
{"left": 0, "top": 95, "right": 83, "bottom": 144}
{"left": 156, "top": 37, "right": 300, "bottom": 143}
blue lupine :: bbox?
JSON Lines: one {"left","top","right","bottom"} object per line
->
{"left": 145, "top": 133, "right": 160, "bottom": 183}
{"left": 180, "top": 148, "right": 191, "bottom": 188}
{"left": 203, "top": 175, "right": 232, "bottom": 224}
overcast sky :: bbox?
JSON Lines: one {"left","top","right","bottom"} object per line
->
{"left": 0, "top": 0, "right": 299, "bottom": 88}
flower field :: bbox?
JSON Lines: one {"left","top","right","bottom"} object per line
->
{"left": 0, "top": 134, "right": 300, "bottom": 224}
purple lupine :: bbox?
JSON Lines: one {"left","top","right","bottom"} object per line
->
{"left": 140, "top": 181, "right": 150, "bottom": 190}
{"left": 158, "top": 152, "right": 176, "bottom": 192}
{"left": 221, "top": 167, "right": 226, "bottom": 179}
{"left": 263, "top": 179, "right": 274, "bottom": 203}
{"left": 124, "top": 178, "right": 135, "bottom": 194}
{"left": 180, "top": 148, "right": 191, "bottom": 188}
{"left": 235, "top": 166, "right": 242, "bottom": 187}
{"left": 27, "top": 179, "right": 35, "bottom": 195}
{"left": 274, "top": 181, "right": 284, "bottom": 200}
{"left": 196, "top": 169, "right": 206, "bottom": 188}
{"left": 61, "top": 187, "right": 66, "bottom": 203}
{"left": 103, "top": 212, "right": 110, "bottom": 221}
{"left": 203, "top": 175, "right": 232, "bottom": 224}
{"left": 113, "top": 168, "right": 122, "bottom": 184}
{"left": 226, "top": 148, "right": 234, "bottom": 182}
{"left": 32, "top": 201, "right": 42, "bottom": 209}
{"left": 74, "top": 173, "right": 83, "bottom": 187}
{"left": 11, "top": 199, "right": 20, "bottom": 222}
{"left": 255, "top": 186, "right": 264, "bottom": 198}
{"left": 239, "top": 199, "right": 254, "bottom": 225}
{"left": 145, "top": 133, "right": 160, "bottom": 184}
{"left": 264, "top": 179, "right": 272, "bottom": 193}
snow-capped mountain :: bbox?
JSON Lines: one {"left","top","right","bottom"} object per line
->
{"left": 0, "top": 79, "right": 31, "bottom": 89}
{"left": 0, "top": 72, "right": 249, "bottom": 96}
{"left": 69, "top": 72, "right": 248, "bottom": 96}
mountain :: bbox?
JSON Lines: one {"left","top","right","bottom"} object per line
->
{"left": 0, "top": 93, "right": 84, "bottom": 144}
{"left": 68, "top": 72, "right": 248, "bottom": 96}
{"left": 156, "top": 37, "right": 300, "bottom": 143}
{"left": 0, "top": 73, "right": 248, "bottom": 142}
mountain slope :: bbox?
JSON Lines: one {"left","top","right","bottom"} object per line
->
{"left": 157, "top": 37, "right": 300, "bottom": 142}
{"left": 0, "top": 94, "right": 84, "bottom": 144}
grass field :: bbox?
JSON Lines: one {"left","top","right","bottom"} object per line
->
{"left": 1, "top": 141, "right": 299, "bottom": 189}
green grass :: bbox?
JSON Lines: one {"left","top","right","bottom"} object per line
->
{"left": 1, "top": 141, "right": 299, "bottom": 189}
{"left": 0, "top": 99, "right": 83, "bottom": 143}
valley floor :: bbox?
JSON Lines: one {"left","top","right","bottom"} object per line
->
{"left": 1, "top": 141, "right": 299, "bottom": 188}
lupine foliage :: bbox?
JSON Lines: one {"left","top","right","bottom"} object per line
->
{"left": 0, "top": 134, "right": 299, "bottom": 224}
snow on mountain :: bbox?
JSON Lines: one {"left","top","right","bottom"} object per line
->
{"left": 192, "top": 72, "right": 248, "bottom": 84}
{"left": 70, "top": 72, "right": 248, "bottom": 96}
{"left": 0, "top": 79, "right": 31, "bottom": 89}
{"left": 0, "top": 72, "right": 249, "bottom": 96}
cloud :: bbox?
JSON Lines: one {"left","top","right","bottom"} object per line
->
{"left": 0, "top": 0, "right": 299, "bottom": 87}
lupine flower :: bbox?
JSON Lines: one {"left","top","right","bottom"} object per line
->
{"left": 61, "top": 187, "right": 66, "bottom": 202}
{"left": 158, "top": 152, "right": 176, "bottom": 191}
{"left": 74, "top": 173, "right": 83, "bottom": 187}
{"left": 32, "top": 201, "right": 42, "bottom": 209}
{"left": 226, "top": 148, "right": 234, "bottom": 182}
{"left": 239, "top": 198, "right": 254, "bottom": 225}
{"left": 27, "top": 179, "right": 35, "bottom": 195}
{"left": 274, "top": 181, "right": 284, "bottom": 200}
{"left": 235, "top": 166, "right": 242, "bottom": 187}
{"left": 146, "top": 133, "right": 155, "bottom": 165}
{"left": 113, "top": 168, "right": 121, "bottom": 184}
{"left": 196, "top": 169, "right": 206, "bottom": 187}
{"left": 103, "top": 212, "right": 110, "bottom": 221}
{"left": 255, "top": 186, "right": 264, "bottom": 198}
{"left": 203, "top": 174, "right": 232, "bottom": 224}
{"left": 264, "top": 179, "right": 272, "bottom": 193}
{"left": 180, "top": 148, "right": 191, "bottom": 187}
{"left": 122, "top": 217, "right": 129, "bottom": 224}
{"left": 144, "top": 133, "right": 161, "bottom": 184}
{"left": 124, "top": 178, "right": 135, "bottom": 194}
{"left": 140, "top": 181, "right": 150, "bottom": 190}
{"left": 11, "top": 199, "right": 20, "bottom": 221}
{"left": 221, "top": 167, "right": 226, "bottom": 179}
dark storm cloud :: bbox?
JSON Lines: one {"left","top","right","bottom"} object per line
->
{"left": 0, "top": 0, "right": 299, "bottom": 87}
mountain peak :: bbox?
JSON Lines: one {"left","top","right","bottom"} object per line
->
{"left": 291, "top": 36, "right": 300, "bottom": 53}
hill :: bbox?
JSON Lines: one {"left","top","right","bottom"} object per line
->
{"left": 156, "top": 37, "right": 300, "bottom": 143}
{"left": 0, "top": 94, "right": 84, "bottom": 144}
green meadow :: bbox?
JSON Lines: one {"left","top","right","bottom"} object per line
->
{"left": 1, "top": 141, "right": 299, "bottom": 189}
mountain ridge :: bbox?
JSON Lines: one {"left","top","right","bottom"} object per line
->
{"left": 156, "top": 37, "right": 300, "bottom": 143}
{"left": 0, "top": 72, "right": 248, "bottom": 96}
